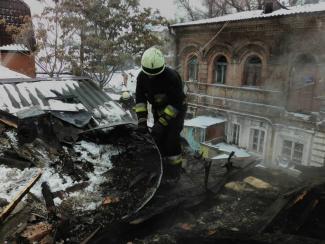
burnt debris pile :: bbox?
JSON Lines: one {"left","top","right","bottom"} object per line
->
{"left": 0, "top": 78, "right": 163, "bottom": 243}
{"left": 0, "top": 118, "right": 162, "bottom": 243}
{"left": 1, "top": 79, "right": 325, "bottom": 243}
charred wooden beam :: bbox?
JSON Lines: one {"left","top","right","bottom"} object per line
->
{"left": 0, "top": 156, "right": 33, "bottom": 170}
{"left": 255, "top": 196, "right": 292, "bottom": 234}
{"left": 41, "top": 182, "right": 56, "bottom": 220}
{"left": 0, "top": 171, "right": 42, "bottom": 224}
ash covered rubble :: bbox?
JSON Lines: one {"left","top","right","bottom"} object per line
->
{"left": 0, "top": 78, "right": 162, "bottom": 243}
{"left": 85, "top": 150, "right": 325, "bottom": 244}
{"left": 1, "top": 77, "right": 325, "bottom": 244}
{"left": 121, "top": 162, "right": 325, "bottom": 244}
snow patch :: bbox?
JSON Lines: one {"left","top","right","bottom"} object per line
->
{"left": 48, "top": 99, "right": 85, "bottom": 112}
{"left": 212, "top": 153, "right": 229, "bottom": 160}
{"left": 185, "top": 116, "right": 226, "bottom": 129}
{"left": 0, "top": 137, "right": 119, "bottom": 213}
{"left": 206, "top": 142, "right": 250, "bottom": 158}
{"left": 0, "top": 166, "right": 36, "bottom": 201}
{"left": 0, "top": 65, "right": 29, "bottom": 79}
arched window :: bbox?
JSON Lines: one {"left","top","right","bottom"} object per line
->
{"left": 244, "top": 56, "right": 262, "bottom": 86}
{"left": 188, "top": 55, "right": 198, "bottom": 81}
{"left": 214, "top": 56, "right": 227, "bottom": 84}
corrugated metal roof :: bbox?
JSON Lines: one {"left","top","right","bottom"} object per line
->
{"left": 171, "top": 2, "right": 325, "bottom": 27}
{"left": 0, "top": 78, "right": 130, "bottom": 126}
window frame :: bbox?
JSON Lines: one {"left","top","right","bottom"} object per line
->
{"left": 214, "top": 56, "right": 228, "bottom": 84}
{"left": 232, "top": 123, "right": 240, "bottom": 145}
{"left": 249, "top": 128, "right": 266, "bottom": 154}
{"left": 243, "top": 55, "right": 262, "bottom": 86}
{"left": 281, "top": 139, "right": 304, "bottom": 165}
{"left": 187, "top": 55, "right": 199, "bottom": 81}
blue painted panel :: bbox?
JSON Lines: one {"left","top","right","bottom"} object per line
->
{"left": 182, "top": 127, "right": 205, "bottom": 151}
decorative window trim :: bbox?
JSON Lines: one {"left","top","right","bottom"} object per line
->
{"left": 242, "top": 53, "right": 265, "bottom": 87}
{"left": 240, "top": 52, "right": 266, "bottom": 87}
{"left": 207, "top": 53, "right": 231, "bottom": 84}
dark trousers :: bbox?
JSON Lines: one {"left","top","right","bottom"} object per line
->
{"left": 154, "top": 111, "right": 185, "bottom": 159}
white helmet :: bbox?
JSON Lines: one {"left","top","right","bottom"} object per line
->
{"left": 141, "top": 47, "right": 165, "bottom": 76}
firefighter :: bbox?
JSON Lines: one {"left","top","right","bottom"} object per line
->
{"left": 135, "top": 47, "right": 187, "bottom": 182}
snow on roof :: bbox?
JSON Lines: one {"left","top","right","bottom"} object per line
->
{"left": 0, "top": 79, "right": 128, "bottom": 124}
{"left": 106, "top": 92, "right": 121, "bottom": 101}
{"left": 208, "top": 142, "right": 250, "bottom": 158}
{"left": 107, "top": 67, "right": 140, "bottom": 93}
{"left": 184, "top": 115, "right": 226, "bottom": 129}
{"left": 212, "top": 153, "right": 229, "bottom": 160}
{"left": 0, "top": 65, "right": 29, "bottom": 79}
{"left": 172, "top": 3, "right": 325, "bottom": 27}
{"left": 0, "top": 44, "right": 28, "bottom": 52}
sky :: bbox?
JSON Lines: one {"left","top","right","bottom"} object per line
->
{"left": 23, "top": 0, "right": 190, "bottom": 20}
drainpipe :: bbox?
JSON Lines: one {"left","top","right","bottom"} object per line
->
{"left": 200, "top": 21, "right": 229, "bottom": 56}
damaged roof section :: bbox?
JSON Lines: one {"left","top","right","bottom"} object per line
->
{"left": 0, "top": 78, "right": 132, "bottom": 127}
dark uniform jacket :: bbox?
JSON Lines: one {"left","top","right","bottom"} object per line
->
{"left": 135, "top": 67, "right": 186, "bottom": 124}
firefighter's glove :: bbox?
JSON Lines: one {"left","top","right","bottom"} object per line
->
{"left": 151, "top": 122, "right": 165, "bottom": 141}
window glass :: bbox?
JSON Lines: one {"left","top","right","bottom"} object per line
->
{"left": 293, "top": 142, "right": 304, "bottom": 164}
{"left": 250, "top": 128, "right": 265, "bottom": 154}
{"left": 214, "top": 56, "right": 227, "bottom": 84}
{"left": 188, "top": 55, "right": 198, "bottom": 81}
{"left": 259, "top": 130, "right": 265, "bottom": 153}
{"left": 281, "top": 140, "right": 304, "bottom": 165}
{"left": 244, "top": 56, "right": 262, "bottom": 86}
{"left": 232, "top": 124, "right": 240, "bottom": 145}
{"left": 252, "top": 129, "right": 259, "bottom": 151}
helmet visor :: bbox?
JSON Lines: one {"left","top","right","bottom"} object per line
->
{"left": 142, "top": 65, "right": 165, "bottom": 76}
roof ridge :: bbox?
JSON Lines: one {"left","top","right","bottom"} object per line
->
{"left": 171, "top": 2, "right": 325, "bottom": 28}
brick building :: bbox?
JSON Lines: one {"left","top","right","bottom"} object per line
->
{"left": 171, "top": 2, "right": 325, "bottom": 167}
{"left": 0, "top": 0, "right": 36, "bottom": 77}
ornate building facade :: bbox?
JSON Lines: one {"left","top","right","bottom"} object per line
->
{"left": 171, "top": 2, "right": 325, "bottom": 168}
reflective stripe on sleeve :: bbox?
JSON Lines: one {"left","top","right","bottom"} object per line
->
{"left": 135, "top": 103, "right": 147, "bottom": 113}
{"left": 163, "top": 105, "right": 178, "bottom": 118}
{"left": 158, "top": 117, "right": 168, "bottom": 127}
